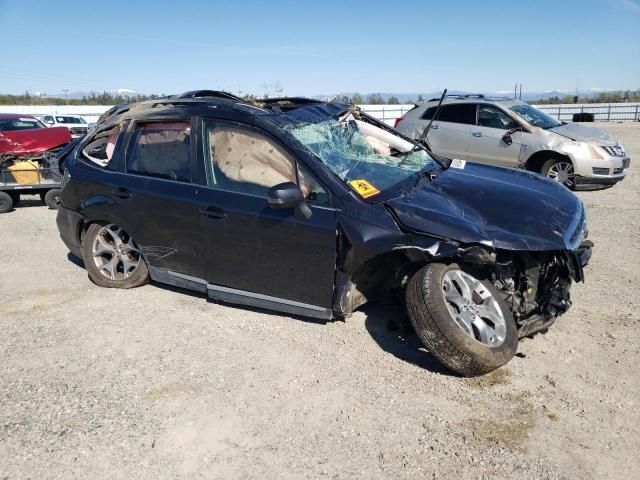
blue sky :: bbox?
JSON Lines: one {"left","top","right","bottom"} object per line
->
{"left": 0, "top": 0, "right": 638, "bottom": 96}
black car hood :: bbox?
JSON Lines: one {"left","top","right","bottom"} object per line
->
{"left": 386, "top": 163, "right": 584, "bottom": 251}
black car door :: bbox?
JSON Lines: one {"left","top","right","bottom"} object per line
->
{"left": 195, "top": 119, "right": 338, "bottom": 312}
{"left": 114, "top": 117, "right": 203, "bottom": 278}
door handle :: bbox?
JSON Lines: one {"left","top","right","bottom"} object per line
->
{"left": 112, "top": 187, "right": 132, "bottom": 199}
{"left": 199, "top": 206, "right": 227, "bottom": 219}
{"left": 472, "top": 132, "right": 482, "bottom": 137}
{"left": 431, "top": 124, "right": 439, "bottom": 129}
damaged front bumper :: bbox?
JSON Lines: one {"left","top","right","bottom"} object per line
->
{"left": 508, "top": 244, "right": 591, "bottom": 338}
{"left": 576, "top": 240, "right": 593, "bottom": 268}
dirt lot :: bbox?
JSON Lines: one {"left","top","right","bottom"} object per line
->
{"left": 1, "top": 123, "right": 639, "bottom": 479}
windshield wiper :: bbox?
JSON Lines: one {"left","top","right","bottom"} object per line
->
{"left": 397, "top": 89, "right": 448, "bottom": 167}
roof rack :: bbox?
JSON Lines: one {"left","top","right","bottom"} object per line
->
{"left": 172, "top": 90, "right": 248, "bottom": 103}
{"left": 252, "top": 97, "right": 326, "bottom": 113}
{"left": 427, "top": 93, "right": 485, "bottom": 101}
{"left": 253, "top": 97, "right": 325, "bottom": 106}
{"left": 426, "top": 93, "right": 516, "bottom": 102}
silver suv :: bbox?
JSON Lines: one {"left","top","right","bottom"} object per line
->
{"left": 395, "top": 95, "right": 630, "bottom": 189}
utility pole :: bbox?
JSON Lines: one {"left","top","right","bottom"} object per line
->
{"left": 514, "top": 82, "right": 517, "bottom": 99}
{"left": 62, "top": 89, "right": 69, "bottom": 104}
{"left": 519, "top": 83, "right": 522, "bottom": 100}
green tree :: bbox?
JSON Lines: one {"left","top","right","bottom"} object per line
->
{"left": 366, "top": 93, "right": 385, "bottom": 105}
{"left": 387, "top": 96, "right": 399, "bottom": 105}
{"left": 351, "top": 93, "right": 364, "bottom": 105}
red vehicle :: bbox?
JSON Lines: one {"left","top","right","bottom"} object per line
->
{"left": 0, "top": 114, "right": 71, "bottom": 213}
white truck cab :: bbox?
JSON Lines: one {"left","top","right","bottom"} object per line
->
{"left": 41, "top": 115, "right": 88, "bottom": 138}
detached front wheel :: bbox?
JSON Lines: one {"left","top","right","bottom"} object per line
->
{"left": 406, "top": 263, "right": 518, "bottom": 376}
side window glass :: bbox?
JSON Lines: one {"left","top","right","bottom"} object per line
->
{"left": 420, "top": 107, "right": 436, "bottom": 120}
{"left": 127, "top": 121, "right": 192, "bottom": 182}
{"left": 437, "top": 104, "right": 476, "bottom": 125}
{"left": 206, "top": 125, "right": 296, "bottom": 196}
{"left": 477, "top": 106, "right": 518, "bottom": 129}
{"left": 81, "top": 124, "right": 122, "bottom": 167}
{"left": 298, "top": 162, "right": 330, "bottom": 207}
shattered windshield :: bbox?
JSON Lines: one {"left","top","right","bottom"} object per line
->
{"left": 288, "top": 112, "right": 437, "bottom": 199}
{"left": 509, "top": 104, "right": 561, "bottom": 129}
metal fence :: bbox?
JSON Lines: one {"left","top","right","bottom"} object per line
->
{"left": 532, "top": 103, "right": 640, "bottom": 122}
{"left": 358, "top": 102, "right": 640, "bottom": 125}
{"left": 3, "top": 101, "right": 639, "bottom": 126}
{"left": 357, "top": 105, "right": 415, "bottom": 125}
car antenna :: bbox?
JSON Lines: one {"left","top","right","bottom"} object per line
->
{"left": 417, "top": 88, "right": 447, "bottom": 148}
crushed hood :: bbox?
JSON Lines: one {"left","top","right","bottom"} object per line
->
{"left": 386, "top": 163, "right": 584, "bottom": 251}
{"left": 0, "top": 127, "right": 71, "bottom": 156}
{"left": 548, "top": 122, "right": 617, "bottom": 145}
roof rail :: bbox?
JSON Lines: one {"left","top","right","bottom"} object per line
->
{"left": 172, "top": 90, "right": 248, "bottom": 103}
{"left": 426, "top": 93, "right": 519, "bottom": 102}
{"left": 253, "top": 97, "right": 325, "bottom": 106}
{"left": 427, "top": 93, "right": 486, "bottom": 101}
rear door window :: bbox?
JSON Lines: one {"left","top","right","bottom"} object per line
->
{"left": 436, "top": 104, "right": 477, "bottom": 125}
{"left": 127, "top": 121, "right": 192, "bottom": 182}
{"left": 81, "top": 124, "right": 123, "bottom": 167}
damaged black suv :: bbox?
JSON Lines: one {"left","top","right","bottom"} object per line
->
{"left": 56, "top": 91, "right": 591, "bottom": 376}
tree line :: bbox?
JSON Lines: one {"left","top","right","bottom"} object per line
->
{"left": 531, "top": 89, "right": 640, "bottom": 104}
{"left": 1, "top": 89, "right": 638, "bottom": 106}
{"left": 0, "top": 91, "right": 166, "bottom": 106}
{"left": 0, "top": 90, "right": 423, "bottom": 106}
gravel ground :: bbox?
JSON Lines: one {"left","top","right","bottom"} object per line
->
{"left": 1, "top": 123, "right": 639, "bottom": 479}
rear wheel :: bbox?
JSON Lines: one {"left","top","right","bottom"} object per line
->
{"left": 542, "top": 158, "right": 575, "bottom": 189}
{"left": 82, "top": 223, "right": 149, "bottom": 288}
{"left": 406, "top": 263, "right": 518, "bottom": 376}
{"left": 43, "top": 188, "right": 62, "bottom": 209}
{"left": 0, "top": 191, "right": 14, "bottom": 213}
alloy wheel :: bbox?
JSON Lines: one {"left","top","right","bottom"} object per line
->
{"left": 547, "top": 161, "right": 575, "bottom": 188}
{"left": 441, "top": 269, "right": 507, "bottom": 347}
{"left": 91, "top": 224, "right": 142, "bottom": 281}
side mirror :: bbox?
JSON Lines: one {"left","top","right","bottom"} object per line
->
{"left": 267, "top": 182, "right": 305, "bottom": 209}
{"left": 267, "top": 182, "right": 312, "bottom": 220}
{"left": 502, "top": 125, "right": 521, "bottom": 145}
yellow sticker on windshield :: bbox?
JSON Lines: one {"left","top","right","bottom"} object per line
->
{"left": 349, "top": 179, "right": 380, "bottom": 198}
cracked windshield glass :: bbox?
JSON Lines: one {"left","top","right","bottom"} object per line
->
{"left": 289, "top": 112, "right": 438, "bottom": 196}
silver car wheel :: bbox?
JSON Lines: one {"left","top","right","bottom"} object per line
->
{"left": 547, "top": 161, "right": 575, "bottom": 188}
{"left": 441, "top": 269, "right": 507, "bottom": 347}
{"left": 92, "top": 224, "right": 141, "bottom": 281}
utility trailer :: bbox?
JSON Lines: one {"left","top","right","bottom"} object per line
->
{"left": 0, "top": 156, "right": 62, "bottom": 213}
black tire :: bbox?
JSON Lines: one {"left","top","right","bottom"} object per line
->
{"left": 0, "top": 191, "right": 14, "bottom": 214}
{"left": 406, "top": 263, "right": 518, "bottom": 377}
{"left": 7, "top": 191, "right": 20, "bottom": 208}
{"left": 81, "top": 223, "right": 149, "bottom": 289}
{"left": 44, "top": 188, "right": 62, "bottom": 209}
{"left": 541, "top": 158, "right": 575, "bottom": 190}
